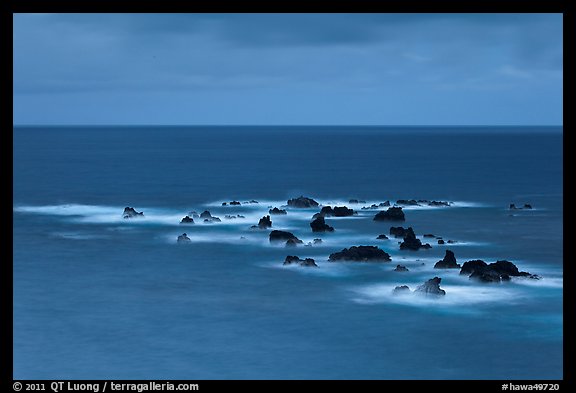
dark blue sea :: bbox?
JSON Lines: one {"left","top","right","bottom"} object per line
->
{"left": 13, "top": 126, "right": 563, "bottom": 379}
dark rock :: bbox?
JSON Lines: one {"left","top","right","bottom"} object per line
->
{"left": 269, "top": 230, "right": 303, "bottom": 244}
{"left": 461, "top": 259, "right": 538, "bottom": 283}
{"left": 396, "top": 199, "right": 420, "bottom": 206}
{"left": 377, "top": 234, "right": 389, "bottom": 240}
{"left": 400, "top": 227, "right": 431, "bottom": 251}
{"left": 523, "top": 204, "right": 533, "bottom": 209}
{"left": 394, "top": 265, "right": 409, "bottom": 272}
{"left": 379, "top": 201, "right": 391, "bottom": 207}
{"left": 423, "top": 234, "right": 436, "bottom": 238}
{"left": 415, "top": 277, "right": 446, "bottom": 296}
{"left": 230, "top": 201, "right": 241, "bottom": 206}
{"left": 180, "top": 216, "right": 195, "bottom": 224}
{"left": 459, "top": 260, "right": 488, "bottom": 275}
{"left": 434, "top": 250, "right": 461, "bottom": 269}
{"left": 393, "top": 285, "right": 411, "bottom": 294}
{"left": 283, "top": 255, "right": 317, "bottom": 267}
{"left": 313, "top": 238, "right": 323, "bottom": 244}
{"left": 447, "top": 240, "right": 457, "bottom": 244}
{"left": 200, "top": 210, "right": 212, "bottom": 219}
{"left": 269, "top": 207, "right": 287, "bottom": 215}
{"left": 248, "top": 200, "right": 259, "bottom": 204}
{"left": 287, "top": 196, "right": 319, "bottom": 208}
{"left": 317, "top": 205, "right": 355, "bottom": 217}
{"left": 349, "top": 199, "right": 359, "bottom": 204}
{"left": 390, "top": 226, "right": 409, "bottom": 238}
{"left": 123, "top": 207, "right": 144, "bottom": 219}
{"left": 329, "top": 246, "right": 391, "bottom": 262}
{"left": 310, "top": 216, "right": 334, "bottom": 232}
{"left": 374, "top": 207, "right": 405, "bottom": 221}
{"left": 222, "top": 202, "right": 227, "bottom": 206}
{"left": 509, "top": 204, "right": 519, "bottom": 210}
{"left": 257, "top": 215, "right": 272, "bottom": 229}
{"left": 177, "top": 233, "right": 191, "bottom": 243}
{"left": 203, "top": 217, "right": 221, "bottom": 223}
{"left": 437, "top": 239, "right": 445, "bottom": 245}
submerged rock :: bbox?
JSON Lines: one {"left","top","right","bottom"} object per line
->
{"left": 283, "top": 255, "right": 318, "bottom": 267}
{"left": 313, "top": 238, "right": 323, "bottom": 244}
{"left": 180, "top": 216, "right": 195, "bottom": 224}
{"left": 269, "top": 207, "right": 287, "bottom": 215}
{"left": 287, "top": 196, "right": 319, "bottom": 208}
{"left": 434, "top": 250, "right": 461, "bottom": 269}
{"left": 415, "top": 277, "right": 446, "bottom": 296}
{"left": 393, "top": 285, "right": 411, "bottom": 295}
{"left": 374, "top": 207, "right": 405, "bottom": 221}
{"left": 269, "top": 230, "right": 303, "bottom": 244}
{"left": 123, "top": 207, "right": 144, "bottom": 219}
{"left": 177, "top": 233, "right": 191, "bottom": 243}
{"left": 394, "top": 264, "right": 409, "bottom": 272}
{"left": 329, "top": 246, "right": 391, "bottom": 262}
{"left": 348, "top": 199, "right": 366, "bottom": 204}
{"left": 310, "top": 216, "right": 334, "bottom": 232}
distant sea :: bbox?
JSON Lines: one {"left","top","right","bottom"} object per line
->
{"left": 13, "top": 126, "right": 563, "bottom": 379}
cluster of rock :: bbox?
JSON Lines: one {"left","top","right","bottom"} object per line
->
{"left": 348, "top": 199, "right": 367, "bottom": 204}
{"left": 361, "top": 201, "right": 391, "bottom": 210}
{"left": 395, "top": 199, "right": 451, "bottom": 207}
{"left": 200, "top": 210, "right": 221, "bottom": 223}
{"left": 222, "top": 200, "right": 259, "bottom": 206}
{"left": 269, "top": 207, "right": 287, "bottom": 215}
{"left": 460, "top": 259, "right": 539, "bottom": 283}
{"left": 283, "top": 255, "right": 318, "bottom": 267}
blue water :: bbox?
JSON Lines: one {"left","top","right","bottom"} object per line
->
{"left": 13, "top": 126, "right": 563, "bottom": 379}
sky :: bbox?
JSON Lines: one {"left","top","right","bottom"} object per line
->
{"left": 13, "top": 13, "right": 563, "bottom": 126}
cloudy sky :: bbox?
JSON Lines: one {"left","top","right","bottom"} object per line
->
{"left": 13, "top": 13, "right": 563, "bottom": 125}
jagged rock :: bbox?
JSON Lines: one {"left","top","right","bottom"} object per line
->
{"left": 390, "top": 226, "right": 409, "bottom": 238}
{"left": 310, "top": 216, "right": 334, "bottom": 232}
{"left": 287, "top": 196, "right": 319, "bottom": 208}
{"left": 377, "top": 234, "right": 389, "bottom": 240}
{"left": 426, "top": 200, "right": 451, "bottom": 207}
{"left": 283, "top": 255, "right": 318, "bottom": 267}
{"left": 394, "top": 265, "right": 409, "bottom": 272}
{"left": 374, "top": 207, "right": 405, "bottom": 221}
{"left": 200, "top": 210, "right": 212, "bottom": 219}
{"left": 460, "top": 260, "right": 488, "bottom": 275}
{"left": 180, "top": 216, "right": 195, "bottom": 224}
{"left": 123, "top": 207, "right": 144, "bottom": 219}
{"left": 460, "top": 259, "right": 538, "bottom": 283}
{"left": 329, "top": 246, "right": 391, "bottom": 262}
{"left": 434, "top": 250, "right": 461, "bottom": 269}
{"left": 177, "top": 233, "right": 191, "bottom": 243}
{"left": 257, "top": 215, "right": 272, "bottom": 229}
{"left": 415, "top": 277, "right": 446, "bottom": 296}
{"left": 379, "top": 201, "right": 391, "bottom": 207}
{"left": 269, "top": 230, "right": 303, "bottom": 244}
{"left": 400, "top": 227, "right": 431, "bottom": 251}
{"left": 393, "top": 285, "right": 411, "bottom": 295}
{"left": 269, "top": 207, "right": 287, "bottom": 215}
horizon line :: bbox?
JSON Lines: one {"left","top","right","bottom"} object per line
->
{"left": 12, "top": 124, "right": 563, "bottom": 128}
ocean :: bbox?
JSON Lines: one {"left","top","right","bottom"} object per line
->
{"left": 12, "top": 126, "right": 563, "bottom": 379}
